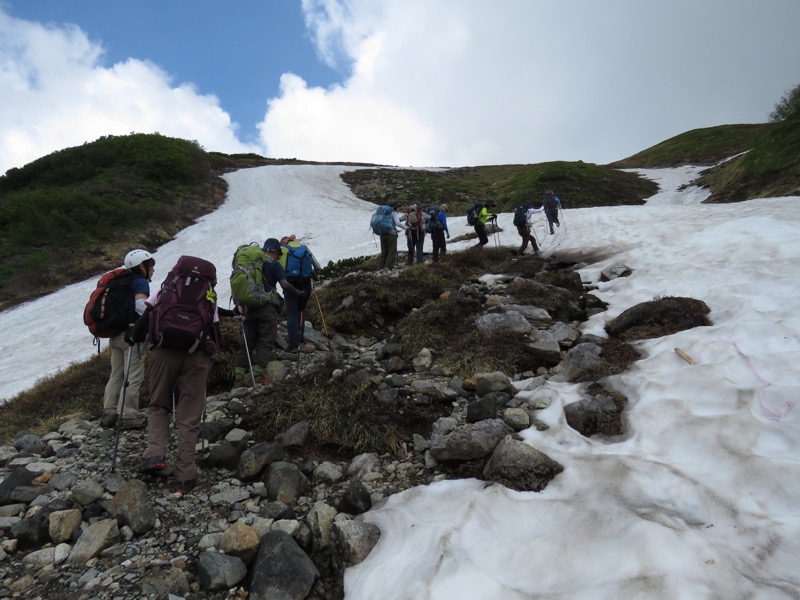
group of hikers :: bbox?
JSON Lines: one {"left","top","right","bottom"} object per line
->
{"left": 90, "top": 188, "right": 562, "bottom": 495}
{"left": 370, "top": 203, "right": 451, "bottom": 268}
{"left": 370, "top": 189, "right": 562, "bottom": 263}
{"left": 87, "top": 235, "right": 320, "bottom": 495}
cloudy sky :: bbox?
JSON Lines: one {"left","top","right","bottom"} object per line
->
{"left": 1, "top": 0, "right": 799, "bottom": 174}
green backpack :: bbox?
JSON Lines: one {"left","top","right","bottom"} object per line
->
{"left": 230, "top": 243, "right": 280, "bottom": 309}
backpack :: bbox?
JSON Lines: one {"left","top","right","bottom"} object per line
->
{"left": 282, "top": 243, "right": 314, "bottom": 279}
{"left": 406, "top": 207, "right": 424, "bottom": 233}
{"left": 466, "top": 202, "right": 484, "bottom": 226}
{"left": 370, "top": 205, "right": 395, "bottom": 235}
{"left": 424, "top": 207, "right": 442, "bottom": 233}
{"left": 149, "top": 256, "right": 218, "bottom": 354}
{"left": 230, "top": 243, "right": 280, "bottom": 309}
{"left": 84, "top": 268, "right": 137, "bottom": 338}
{"left": 543, "top": 192, "right": 558, "bottom": 211}
{"left": 513, "top": 205, "right": 531, "bottom": 227}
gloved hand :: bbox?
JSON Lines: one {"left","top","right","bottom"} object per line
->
{"left": 125, "top": 314, "right": 149, "bottom": 345}
{"left": 235, "top": 304, "right": 247, "bottom": 317}
{"left": 446, "top": 232, "right": 450, "bottom": 238}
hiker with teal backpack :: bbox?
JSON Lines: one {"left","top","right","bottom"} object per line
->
{"left": 371, "top": 202, "right": 407, "bottom": 269}
{"left": 279, "top": 235, "right": 322, "bottom": 353}
{"left": 91, "top": 249, "right": 155, "bottom": 430}
{"left": 425, "top": 203, "right": 450, "bottom": 261}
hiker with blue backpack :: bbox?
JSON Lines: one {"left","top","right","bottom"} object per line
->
{"left": 425, "top": 203, "right": 450, "bottom": 261}
{"left": 231, "top": 238, "right": 305, "bottom": 385}
{"left": 370, "top": 202, "right": 408, "bottom": 269}
{"left": 279, "top": 235, "right": 321, "bottom": 353}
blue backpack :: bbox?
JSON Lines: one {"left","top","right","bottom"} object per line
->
{"left": 424, "top": 206, "right": 442, "bottom": 233}
{"left": 283, "top": 244, "right": 314, "bottom": 279}
{"left": 370, "top": 205, "right": 395, "bottom": 235}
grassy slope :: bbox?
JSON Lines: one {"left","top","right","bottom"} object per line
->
{"left": 341, "top": 161, "right": 658, "bottom": 215}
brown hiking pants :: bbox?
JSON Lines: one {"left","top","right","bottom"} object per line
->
{"left": 144, "top": 348, "right": 211, "bottom": 482}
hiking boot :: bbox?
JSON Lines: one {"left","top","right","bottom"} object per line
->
{"left": 137, "top": 455, "right": 167, "bottom": 475}
{"left": 100, "top": 410, "right": 118, "bottom": 427}
{"left": 171, "top": 479, "right": 196, "bottom": 495}
{"left": 119, "top": 414, "right": 147, "bottom": 430}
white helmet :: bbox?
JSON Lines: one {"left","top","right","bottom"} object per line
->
{"left": 124, "top": 249, "right": 154, "bottom": 270}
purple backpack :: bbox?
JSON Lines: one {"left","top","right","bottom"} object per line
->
{"left": 148, "top": 256, "right": 218, "bottom": 354}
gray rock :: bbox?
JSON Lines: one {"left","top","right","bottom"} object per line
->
{"left": 482, "top": 435, "right": 563, "bottom": 492}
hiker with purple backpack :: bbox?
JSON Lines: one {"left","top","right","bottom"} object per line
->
{"left": 542, "top": 190, "right": 562, "bottom": 234}
{"left": 127, "top": 255, "right": 243, "bottom": 495}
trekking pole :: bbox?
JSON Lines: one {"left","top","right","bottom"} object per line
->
{"left": 110, "top": 345, "right": 134, "bottom": 473}
{"left": 530, "top": 223, "right": 540, "bottom": 246}
{"left": 238, "top": 317, "right": 257, "bottom": 387}
{"left": 312, "top": 283, "right": 329, "bottom": 336}
{"left": 199, "top": 379, "right": 208, "bottom": 452}
{"left": 371, "top": 233, "right": 378, "bottom": 248}
{"left": 171, "top": 385, "right": 178, "bottom": 428}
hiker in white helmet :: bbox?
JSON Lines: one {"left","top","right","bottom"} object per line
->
{"left": 101, "top": 249, "right": 155, "bottom": 429}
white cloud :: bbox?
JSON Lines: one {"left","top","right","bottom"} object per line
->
{"left": 2, "top": 1, "right": 799, "bottom": 173}
{"left": 0, "top": 9, "right": 258, "bottom": 174}
{"left": 260, "top": 0, "right": 800, "bottom": 166}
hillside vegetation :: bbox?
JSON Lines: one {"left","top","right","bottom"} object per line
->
{"left": 0, "top": 134, "right": 304, "bottom": 310}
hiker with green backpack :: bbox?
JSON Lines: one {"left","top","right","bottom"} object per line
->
{"left": 278, "top": 234, "right": 322, "bottom": 353}
{"left": 230, "top": 239, "right": 305, "bottom": 385}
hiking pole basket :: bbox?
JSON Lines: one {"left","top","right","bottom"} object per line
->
{"left": 110, "top": 344, "right": 134, "bottom": 473}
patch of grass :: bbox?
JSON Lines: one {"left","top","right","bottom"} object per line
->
{"left": 570, "top": 340, "right": 642, "bottom": 383}
{"left": 0, "top": 353, "right": 110, "bottom": 444}
{"left": 243, "top": 362, "right": 406, "bottom": 456}
{"left": 697, "top": 116, "right": 800, "bottom": 201}
{"left": 342, "top": 161, "right": 658, "bottom": 217}
{"left": 610, "top": 124, "right": 773, "bottom": 168}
